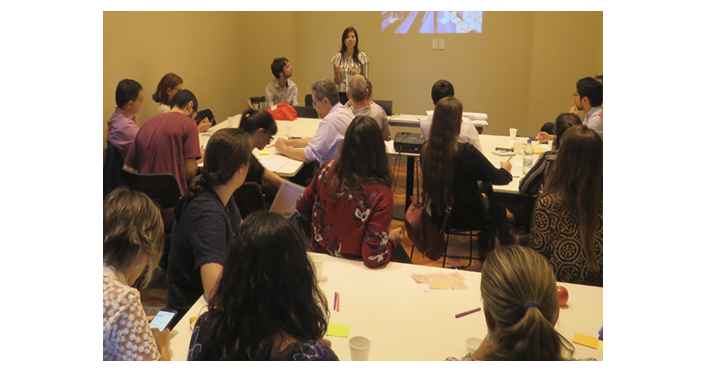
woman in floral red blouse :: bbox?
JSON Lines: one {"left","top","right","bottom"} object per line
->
{"left": 296, "top": 116, "right": 403, "bottom": 268}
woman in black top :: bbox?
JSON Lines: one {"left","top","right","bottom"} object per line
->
{"left": 421, "top": 96, "right": 512, "bottom": 229}
{"left": 237, "top": 108, "right": 286, "bottom": 205}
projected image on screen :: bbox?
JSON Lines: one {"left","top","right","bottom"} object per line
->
{"left": 382, "top": 11, "right": 483, "bottom": 34}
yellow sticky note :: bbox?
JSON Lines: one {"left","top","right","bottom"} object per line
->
{"left": 327, "top": 324, "right": 349, "bottom": 338}
{"left": 599, "top": 340, "right": 603, "bottom": 352}
{"left": 428, "top": 273, "right": 449, "bottom": 290}
{"left": 411, "top": 274, "right": 429, "bottom": 283}
{"left": 572, "top": 333, "right": 598, "bottom": 349}
{"left": 259, "top": 151, "right": 270, "bottom": 155}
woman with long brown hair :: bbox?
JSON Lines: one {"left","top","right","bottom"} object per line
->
{"left": 421, "top": 96, "right": 512, "bottom": 230}
{"left": 331, "top": 26, "right": 369, "bottom": 105}
{"left": 295, "top": 115, "right": 404, "bottom": 268}
{"left": 529, "top": 125, "right": 603, "bottom": 286}
{"left": 152, "top": 73, "right": 184, "bottom": 115}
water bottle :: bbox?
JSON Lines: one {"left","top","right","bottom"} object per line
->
{"left": 523, "top": 138, "right": 533, "bottom": 174}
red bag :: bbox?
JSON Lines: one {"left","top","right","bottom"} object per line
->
{"left": 405, "top": 196, "right": 451, "bottom": 261}
{"left": 267, "top": 103, "right": 298, "bottom": 121}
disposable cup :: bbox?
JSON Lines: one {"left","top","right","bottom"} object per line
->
{"left": 548, "top": 140, "right": 554, "bottom": 150}
{"left": 509, "top": 128, "right": 517, "bottom": 140}
{"left": 465, "top": 337, "right": 482, "bottom": 354}
{"left": 349, "top": 336, "right": 371, "bottom": 361}
{"left": 514, "top": 139, "right": 523, "bottom": 155}
{"left": 310, "top": 255, "right": 325, "bottom": 281}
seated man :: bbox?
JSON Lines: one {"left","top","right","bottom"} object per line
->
{"left": 107, "top": 79, "right": 144, "bottom": 160}
{"left": 347, "top": 75, "right": 391, "bottom": 141}
{"left": 275, "top": 78, "right": 354, "bottom": 185}
{"left": 265, "top": 57, "right": 298, "bottom": 107}
{"left": 420, "top": 80, "right": 482, "bottom": 153}
{"left": 541, "top": 76, "right": 603, "bottom": 142}
{"left": 124, "top": 89, "right": 203, "bottom": 222}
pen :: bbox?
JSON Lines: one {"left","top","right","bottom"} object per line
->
{"left": 265, "top": 144, "right": 275, "bottom": 149}
{"left": 455, "top": 307, "right": 482, "bottom": 318}
{"left": 506, "top": 156, "right": 513, "bottom": 162}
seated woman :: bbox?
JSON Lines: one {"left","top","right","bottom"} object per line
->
{"left": 166, "top": 128, "right": 252, "bottom": 326}
{"left": 103, "top": 187, "right": 169, "bottom": 361}
{"left": 152, "top": 73, "right": 183, "bottom": 116}
{"left": 519, "top": 113, "right": 582, "bottom": 197}
{"left": 529, "top": 125, "right": 603, "bottom": 286}
{"left": 152, "top": 72, "right": 210, "bottom": 132}
{"left": 187, "top": 211, "right": 338, "bottom": 361}
{"left": 237, "top": 108, "right": 286, "bottom": 206}
{"left": 296, "top": 116, "right": 404, "bottom": 268}
{"left": 421, "top": 96, "right": 512, "bottom": 231}
{"left": 449, "top": 246, "right": 579, "bottom": 361}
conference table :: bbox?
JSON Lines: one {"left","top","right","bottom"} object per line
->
{"left": 200, "top": 115, "right": 539, "bottom": 214}
{"left": 166, "top": 253, "right": 603, "bottom": 361}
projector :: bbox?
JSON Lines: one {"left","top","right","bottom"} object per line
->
{"left": 393, "top": 132, "right": 426, "bottom": 153}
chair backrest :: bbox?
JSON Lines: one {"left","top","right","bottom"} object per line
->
{"left": 119, "top": 170, "right": 182, "bottom": 209}
{"left": 293, "top": 105, "right": 319, "bottom": 119}
{"left": 195, "top": 109, "right": 217, "bottom": 126}
{"left": 375, "top": 100, "right": 393, "bottom": 116}
{"left": 304, "top": 94, "right": 313, "bottom": 107}
{"left": 248, "top": 96, "right": 266, "bottom": 110}
{"left": 233, "top": 182, "right": 266, "bottom": 219}
{"left": 103, "top": 141, "right": 125, "bottom": 199}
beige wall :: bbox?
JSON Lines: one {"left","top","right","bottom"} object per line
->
{"left": 104, "top": 11, "right": 602, "bottom": 157}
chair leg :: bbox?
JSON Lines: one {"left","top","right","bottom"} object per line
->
{"left": 442, "top": 233, "right": 451, "bottom": 268}
{"left": 410, "top": 245, "right": 415, "bottom": 260}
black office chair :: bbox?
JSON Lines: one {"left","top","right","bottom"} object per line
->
{"left": 294, "top": 105, "right": 319, "bottom": 119}
{"left": 195, "top": 109, "right": 217, "bottom": 126}
{"left": 233, "top": 182, "right": 267, "bottom": 219}
{"left": 441, "top": 193, "right": 500, "bottom": 269}
{"left": 247, "top": 96, "right": 266, "bottom": 110}
{"left": 304, "top": 94, "right": 313, "bottom": 107}
{"left": 375, "top": 100, "right": 393, "bottom": 116}
{"left": 119, "top": 170, "right": 183, "bottom": 270}
{"left": 103, "top": 141, "right": 125, "bottom": 199}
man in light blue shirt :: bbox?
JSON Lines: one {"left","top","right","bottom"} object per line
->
{"left": 276, "top": 78, "right": 354, "bottom": 164}
{"left": 574, "top": 77, "right": 603, "bottom": 138}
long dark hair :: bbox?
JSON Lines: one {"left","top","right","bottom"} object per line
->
{"left": 480, "top": 246, "right": 574, "bottom": 361}
{"left": 197, "top": 211, "right": 328, "bottom": 360}
{"left": 421, "top": 96, "right": 463, "bottom": 214}
{"left": 544, "top": 125, "right": 603, "bottom": 273}
{"left": 338, "top": 26, "right": 361, "bottom": 65}
{"left": 238, "top": 108, "right": 278, "bottom": 137}
{"left": 174, "top": 128, "right": 252, "bottom": 221}
{"left": 328, "top": 116, "right": 393, "bottom": 199}
{"left": 151, "top": 73, "right": 183, "bottom": 105}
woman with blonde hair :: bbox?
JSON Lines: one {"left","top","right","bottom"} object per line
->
{"left": 103, "top": 187, "right": 169, "bottom": 361}
{"left": 456, "top": 246, "right": 576, "bottom": 361}
{"left": 529, "top": 125, "right": 603, "bottom": 286}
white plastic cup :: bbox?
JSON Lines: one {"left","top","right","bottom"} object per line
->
{"left": 310, "top": 255, "right": 325, "bottom": 281}
{"left": 514, "top": 139, "right": 523, "bottom": 155}
{"left": 548, "top": 139, "right": 554, "bottom": 150}
{"left": 349, "top": 336, "right": 371, "bottom": 361}
{"left": 465, "top": 337, "right": 482, "bottom": 354}
{"left": 509, "top": 128, "right": 517, "bottom": 140}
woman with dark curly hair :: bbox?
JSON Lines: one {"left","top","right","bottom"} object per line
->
{"left": 187, "top": 211, "right": 338, "bottom": 361}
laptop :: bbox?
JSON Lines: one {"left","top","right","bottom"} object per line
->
{"left": 269, "top": 181, "right": 307, "bottom": 217}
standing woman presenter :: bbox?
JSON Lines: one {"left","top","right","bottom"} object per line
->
{"left": 331, "top": 26, "right": 368, "bottom": 105}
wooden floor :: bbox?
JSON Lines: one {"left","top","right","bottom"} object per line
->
{"left": 140, "top": 158, "right": 492, "bottom": 312}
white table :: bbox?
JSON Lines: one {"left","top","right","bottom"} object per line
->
{"left": 389, "top": 113, "right": 488, "bottom": 129}
{"left": 199, "top": 116, "right": 322, "bottom": 177}
{"left": 167, "top": 253, "right": 603, "bottom": 361}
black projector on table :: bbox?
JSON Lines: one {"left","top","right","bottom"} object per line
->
{"left": 393, "top": 132, "right": 426, "bottom": 153}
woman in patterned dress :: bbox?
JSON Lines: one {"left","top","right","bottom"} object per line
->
{"left": 103, "top": 187, "right": 169, "bottom": 361}
{"left": 529, "top": 125, "right": 603, "bottom": 286}
{"left": 332, "top": 26, "right": 369, "bottom": 105}
{"left": 187, "top": 211, "right": 338, "bottom": 361}
{"left": 296, "top": 115, "right": 404, "bottom": 268}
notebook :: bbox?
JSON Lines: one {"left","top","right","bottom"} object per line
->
{"left": 269, "top": 181, "right": 306, "bottom": 217}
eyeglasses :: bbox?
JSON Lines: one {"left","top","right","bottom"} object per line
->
{"left": 312, "top": 97, "right": 325, "bottom": 108}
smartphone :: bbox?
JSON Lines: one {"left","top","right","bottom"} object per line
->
{"left": 149, "top": 308, "right": 177, "bottom": 331}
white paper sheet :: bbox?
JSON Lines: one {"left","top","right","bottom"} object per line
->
{"left": 259, "top": 160, "right": 288, "bottom": 172}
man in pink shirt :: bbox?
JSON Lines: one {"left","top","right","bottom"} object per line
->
{"left": 107, "top": 79, "right": 144, "bottom": 159}
{"left": 124, "top": 89, "right": 203, "bottom": 222}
